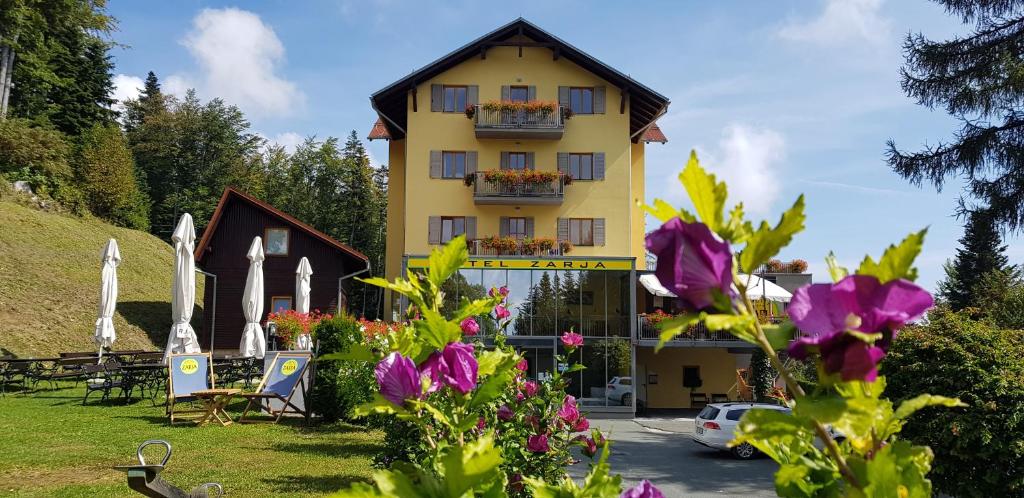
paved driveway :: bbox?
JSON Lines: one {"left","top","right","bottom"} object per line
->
{"left": 568, "top": 417, "right": 778, "bottom": 497}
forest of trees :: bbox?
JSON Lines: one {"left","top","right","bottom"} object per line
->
{"left": 0, "top": 1, "right": 388, "bottom": 318}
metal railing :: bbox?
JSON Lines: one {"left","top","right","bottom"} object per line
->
{"left": 469, "top": 239, "right": 566, "bottom": 257}
{"left": 637, "top": 316, "right": 741, "bottom": 342}
{"left": 472, "top": 175, "right": 566, "bottom": 200}
{"left": 473, "top": 104, "right": 564, "bottom": 130}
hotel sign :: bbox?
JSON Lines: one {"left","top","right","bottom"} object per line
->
{"left": 406, "top": 257, "right": 634, "bottom": 271}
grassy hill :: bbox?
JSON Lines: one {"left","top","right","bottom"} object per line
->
{"left": 0, "top": 195, "right": 200, "bottom": 357}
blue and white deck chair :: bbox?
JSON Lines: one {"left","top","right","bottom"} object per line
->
{"left": 166, "top": 353, "right": 214, "bottom": 424}
{"left": 238, "top": 352, "right": 311, "bottom": 423}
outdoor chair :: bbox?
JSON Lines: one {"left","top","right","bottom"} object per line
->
{"left": 690, "top": 391, "right": 709, "bottom": 409}
{"left": 238, "top": 352, "right": 311, "bottom": 424}
{"left": 711, "top": 393, "right": 730, "bottom": 403}
{"left": 82, "top": 361, "right": 124, "bottom": 404}
{"left": 0, "top": 360, "right": 31, "bottom": 396}
{"left": 38, "top": 357, "right": 96, "bottom": 389}
{"left": 166, "top": 353, "right": 216, "bottom": 424}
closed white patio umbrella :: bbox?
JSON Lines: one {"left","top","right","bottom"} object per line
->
{"left": 165, "top": 214, "right": 201, "bottom": 359}
{"left": 294, "top": 257, "right": 313, "bottom": 350}
{"left": 240, "top": 236, "right": 266, "bottom": 358}
{"left": 95, "top": 239, "right": 121, "bottom": 360}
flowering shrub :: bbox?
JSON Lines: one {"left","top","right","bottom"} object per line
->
{"left": 481, "top": 169, "right": 563, "bottom": 186}
{"left": 478, "top": 235, "right": 568, "bottom": 256}
{"left": 357, "top": 318, "right": 402, "bottom": 340}
{"left": 480, "top": 99, "right": 558, "bottom": 114}
{"left": 643, "top": 151, "right": 963, "bottom": 496}
{"left": 329, "top": 236, "right": 653, "bottom": 497}
{"left": 268, "top": 308, "right": 328, "bottom": 348}
{"left": 479, "top": 235, "right": 521, "bottom": 254}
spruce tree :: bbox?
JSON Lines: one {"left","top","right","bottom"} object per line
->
{"left": 938, "top": 208, "right": 1013, "bottom": 310}
{"left": 123, "top": 71, "right": 166, "bottom": 133}
{"left": 887, "top": 0, "right": 1024, "bottom": 231}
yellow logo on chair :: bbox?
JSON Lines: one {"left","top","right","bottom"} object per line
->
{"left": 280, "top": 359, "right": 298, "bottom": 376}
{"left": 180, "top": 358, "right": 199, "bottom": 375}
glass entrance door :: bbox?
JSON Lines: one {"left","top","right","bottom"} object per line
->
{"left": 506, "top": 336, "right": 556, "bottom": 382}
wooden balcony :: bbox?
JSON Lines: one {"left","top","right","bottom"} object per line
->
{"left": 472, "top": 104, "right": 565, "bottom": 140}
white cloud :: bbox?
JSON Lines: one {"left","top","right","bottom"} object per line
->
{"left": 162, "top": 74, "right": 193, "bottom": 99}
{"left": 111, "top": 74, "right": 144, "bottom": 105}
{"left": 175, "top": 8, "right": 305, "bottom": 117}
{"left": 268, "top": 132, "right": 304, "bottom": 153}
{"left": 704, "top": 125, "right": 786, "bottom": 216}
{"left": 778, "top": 0, "right": 892, "bottom": 45}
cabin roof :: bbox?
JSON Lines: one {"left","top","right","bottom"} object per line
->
{"left": 370, "top": 17, "right": 669, "bottom": 142}
{"left": 195, "top": 187, "right": 369, "bottom": 265}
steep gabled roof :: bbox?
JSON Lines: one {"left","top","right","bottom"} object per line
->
{"left": 367, "top": 118, "right": 391, "bottom": 141}
{"left": 642, "top": 124, "right": 668, "bottom": 144}
{"left": 370, "top": 18, "right": 669, "bottom": 142}
{"left": 195, "top": 187, "right": 369, "bottom": 264}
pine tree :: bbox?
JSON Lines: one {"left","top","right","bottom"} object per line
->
{"left": 938, "top": 208, "right": 1015, "bottom": 310}
{"left": 76, "top": 123, "right": 150, "bottom": 230}
{"left": 888, "top": 0, "right": 1024, "bottom": 231}
{"left": 123, "top": 71, "right": 166, "bottom": 133}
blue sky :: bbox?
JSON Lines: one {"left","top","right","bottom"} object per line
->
{"left": 106, "top": 0, "right": 1017, "bottom": 291}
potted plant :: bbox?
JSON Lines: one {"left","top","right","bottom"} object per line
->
{"left": 558, "top": 239, "right": 573, "bottom": 255}
{"left": 562, "top": 107, "right": 574, "bottom": 120}
{"left": 788, "top": 259, "right": 809, "bottom": 273}
{"left": 765, "top": 259, "right": 785, "bottom": 273}
{"left": 464, "top": 104, "right": 476, "bottom": 119}
{"left": 463, "top": 172, "right": 476, "bottom": 187}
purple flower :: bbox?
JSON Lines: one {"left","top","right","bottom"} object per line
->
{"left": 476, "top": 417, "right": 486, "bottom": 431}
{"left": 460, "top": 317, "right": 480, "bottom": 336}
{"left": 418, "top": 342, "right": 479, "bottom": 394}
{"left": 497, "top": 404, "right": 514, "bottom": 421}
{"left": 522, "top": 380, "right": 539, "bottom": 397}
{"left": 621, "top": 480, "right": 665, "bottom": 498}
{"left": 558, "top": 395, "right": 580, "bottom": 423}
{"left": 646, "top": 218, "right": 735, "bottom": 311}
{"left": 494, "top": 305, "right": 511, "bottom": 320}
{"left": 441, "top": 342, "right": 478, "bottom": 394}
{"left": 572, "top": 416, "right": 590, "bottom": 432}
{"left": 787, "top": 275, "right": 933, "bottom": 381}
{"left": 561, "top": 331, "right": 584, "bottom": 348}
{"left": 527, "top": 434, "right": 550, "bottom": 453}
{"left": 375, "top": 352, "right": 421, "bottom": 406}
{"left": 516, "top": 358, "right": 528, "bottom": 371}
{"left": 574, "top": 435, "right": 598, "bottom": 457}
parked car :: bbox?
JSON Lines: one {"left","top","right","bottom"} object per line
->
{"left": 693, "top": 402, "right": 788, "bottom": 459}
{"left": 606, "top": 376, "right": 633, "bottom": 406}
{"left": 693, "top": 402, "right": 844, "bottom": 459}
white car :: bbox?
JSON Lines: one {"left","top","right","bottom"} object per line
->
{"left": 606, "top": 376, "right": 633, "bottom": 406}
{"left": 693, "top": 402, "right": 788, "bottom": 459}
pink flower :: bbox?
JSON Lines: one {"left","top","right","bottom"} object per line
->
{"left": 572, "top": 416, "right": 590, "bottom": 432}
{"left": 489, "top": 286, "right": 510, "bottom": 298}
{"left": 527, "top": 434, "right": 550, "bottom": 453}
{"left": 574, "top": 435, "right": 598, "bottom": 457}
{"left": 522, "top": 380, "right": 539, "bottom": 397}
{"left": 497, "top": 404, "right": 514, "bottom": 421}
{"left": 558, "top": 395, "right": 580, "bottom": 423}
{"left": 460, "top": 317, "right": 480, "bottom": 336}
{"left": 516, "top": 392, "right": 525, "bottom": 402}
{"left": 561, "top": 331, "right": 584, "bottom": 348}
{"left": 516, "top": 358, "right": 528, "bottom": 371}
{"left": 621, "top": 480, "right": 665, "bottom": 498}
{"left": 476, "top": 417, "right": 486, "bottom": 431}
{"left": 494, "top": 305, "right": 511, "bottom": 320}
{"left": 418, "top": 342, "right": 479, "bottom": 394}
{"left": 374, "top": 353, "right": 421, "bottom": 406}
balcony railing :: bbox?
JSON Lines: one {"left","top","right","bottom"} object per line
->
{"left": 469, "top": 173, "right": 567, "bottom": 205}
{"left": 469, "top": 239, "right": 567, "bottom": 257}
{"left": 636, "top": 315, "right": 779, "bottom": 345}
{"left": 473, "top": 104, "right": 565, "bottom": 140}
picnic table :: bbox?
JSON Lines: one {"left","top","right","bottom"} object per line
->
{"left": 119, "top": 363, "right": 166, "bottom": 400}
{"left": 191, "top": 388, "right": 241, "bottom": 426}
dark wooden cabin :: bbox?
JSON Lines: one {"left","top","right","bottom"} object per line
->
{"left": 194, "top": 187, "right": 369, "bottom": 352}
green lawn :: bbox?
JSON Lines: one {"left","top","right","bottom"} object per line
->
{"left": 0, "top": 384, "right": 382, "bottom": 497}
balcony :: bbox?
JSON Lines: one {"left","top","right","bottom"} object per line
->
{"left": 466, "top": 170, "right": 568, "bottom": 205}
{"left": 471, "top": 103, "right": 565, "bottom": 140}
{"left": 469, "top": 237, "right": 571, "bottom": 257}
{"left": 636, "top": 315, "right": 765, "bottom": 348}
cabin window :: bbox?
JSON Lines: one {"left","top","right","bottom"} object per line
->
{"left": 569, "top": 153, "right": 594, "bottom": 180}
{"left": 270, "top": 296, "right": 293, "bottom": 313}
{"left": 443, "top": 85, "right": 468, "bottom": 113}
{"left": 264, "top": 227, "right": 290, "bottom": 256}
{"left": 569, "top": 87, "right": 594, "bottom": 114}
{"left": 442, "top": 151, "right": 467, "bottom": 178}
{"left": 568, "top": 218, "right": 594, "bottom": 246}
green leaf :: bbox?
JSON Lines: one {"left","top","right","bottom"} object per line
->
{"left": 893, "top": 394, "right": 965, "bottom": 422}
{"left": 654, "top": 314, "right": 699, "bottom": 351}
{"left": 793, "top": 394, "right": 847, "bottom": 424}
{"left": 372, "top": 469, "right": 423, "bottom": 498}
{"left": 452, "top": 297, "right": 497, "bottom": 323}
{"left": 857, "top": 229, "right": 927, "bottom": 283}
{"left": 720, "top": 202, "right": 754, "bottom": 244}
{"left": 704, "top": 314, "right": 757, "bottom": 343}
{"left": 413, "top": 309, "right": 461, "bottom": 350}
{"left": 353, "top": 393, "right": 406, "bottom": 417}
{"left": 739, "top": 195, "right": 806, "bottom": 274}
{"left": 825, "top": 252, "right": 848, "bottom": 283}
{"left": 359, "top": 276, "right": 425, "bottom": 309}
{"left": 641, "top": 198, "right": 687, "bottom": 223}
{"left": 763, "top": 322, "right": 796, "bottom": 351}
{"left": 440, "top": 434, "right": 504, "bottom": 497}
{"left": 318, "top": 343, "right": 376, "bottom": 362}
{"left": 476, "top": 349, "right": 515, "bottom": 377}
{"left": 328, "top": 482, "right": 386, "bottom": 498}
{"left": 469, "top": 370, "right": 515, "bottom": 410}
{"left": 427, "top": 235, "right": 469, "bottom": 289}
{"left": 679, "top": 150, "right": 728, "bottom": 231}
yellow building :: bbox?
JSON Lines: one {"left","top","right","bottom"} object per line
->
{"left": 370, "top": 18, "right": 684, "bottom": 414}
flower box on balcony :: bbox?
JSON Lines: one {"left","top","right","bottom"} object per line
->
{"left": 475, "top": 99, "right": 558, "bottom": 115}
